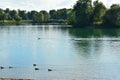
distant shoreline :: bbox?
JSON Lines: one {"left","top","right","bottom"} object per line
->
{"left": 0, "top": 78, "right": 32, "bottom": 80}
{"left": 0, "top": 21, "right": 120, "bottom": 28}
{"left": 0, "top": 20, "right": 67, "bottom": 25}
{"left": 0, "top": 20, "right": 32, "bottom": 25}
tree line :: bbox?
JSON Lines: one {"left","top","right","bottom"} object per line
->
{"left": 0, "top": 0, "right": 120, "bottom": 27}
{"left": 0, "top": 8, "right": 69, "bottom": 24}
{"left": 71, "top": 0, "right": 120, "bottom": 27}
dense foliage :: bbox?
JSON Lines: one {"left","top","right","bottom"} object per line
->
{"left": 0, "top": 8, "right": 70, "bottom": 24}
{"left": 0, "top": 0, "right": 120, "bottom": 27}
{"left": 72, "top": 0, "right": 120, "bottom": 27}
{"left": 92, "top": 0, "right": 106, "bottom": 24}
{"left": 73, "top": 0, "right": 93, "bottom": 27}
{"left": 33, "top": 10, "right": 50, "bottom": 23}
{"left": 103, "top": 4, "right": 120, "bottom": 27}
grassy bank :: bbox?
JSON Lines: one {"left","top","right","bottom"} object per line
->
{"left": 0, "top": 20, "right": 68, "bottom": 25}
{"left": 0, "top": 20, "right": 33, "bottom": 25}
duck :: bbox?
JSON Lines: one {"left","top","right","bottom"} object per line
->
{"left": 38, "top": 38, "right": 41, "bottom": 40}
{"left": 35, "top": 68, "right": 39, "bottom": 70}
{"left": 0, "top": 66, "right": 4, "bottom": 69}
{"left": 9, "top": 66, "right": 13, "bottom": 69}
{"left": 48, "top": 69, "right": 52, "bottom": 71}
{"left": 33, "top": 64, "right": 37, "bottom": 66}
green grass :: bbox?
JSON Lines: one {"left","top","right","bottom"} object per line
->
{"left": 0, "top": 20, "right": 33, "bottom": 25}
{"left": 20, "top": 20, "right": 33, "bottom": 23}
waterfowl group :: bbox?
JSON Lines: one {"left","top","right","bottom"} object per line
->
{"left": 0, "top": 66, "right": 13, "bottom": 69}
{"left": 33, "top": 64, "right": 52, "bottom": 71}
{"left": 33, "top": 64, "right": 39, "bottom": 71}
{"left": 0, "top": 64, "right": 53, "bottom": 72}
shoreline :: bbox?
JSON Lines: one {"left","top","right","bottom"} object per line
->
{"left": 0, "top": 21, "right": 120, "bottom": 28}
{"left": 0, "top": 21, "right": 67, "bottom": 26}
{"left": 0, "top": 78, "right": 32, "bottom": 80}
{"left": 0, "top": 20, "right": 32, "bottom": 25}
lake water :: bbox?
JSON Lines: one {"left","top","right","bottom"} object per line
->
{"left": 0, "top": 25, "right": 120, "bottom": 80}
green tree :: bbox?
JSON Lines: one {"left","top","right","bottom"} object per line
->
{"left": 4, "top": 8, "right": 10, "bottom": 14}
{"left": 49, "top": 10, "right": 57, "bottom": 19}
{"left": 0, "top": 9, "right": 7, "bottom": 23}
{"left": 5, "top": 14, "right": 12, "bottom": 20}
{"left": 92, "top": 0, "right": 106, "bottom": 24}
{"left": 103, "top": 4, "right": 120, "bottom": 27}
{"left": 33, "top": 12, "right": 44, "bottom": 23}
{"left": 14, "top": 15, "right": 22, "bottom": 24}
{"left": 67, "top": 9, "right": 75, "bottom": 24}
{"left": 27, "top": 10, "right": 38, "bottom": 20}
{"left": 73, "top": 0, "right": 93, "bottom": 27}
{"left": 18, "top": 10, "right": 27, "bottom": 20}
{"left": 0, "top": 13, "right": 6, "bottom": 23}
{"left": 9, "top": 10, "right": 17, "bottom": 20}
{"left": 40, "top": 10, "right": 50, "bottom": 22}
{"left": 4, "top": 8, "right": 12, "bottom": 20}
{"left": 33, "top": 11, "right": 49, "bottom": 23}
{"left": 56, "top": 8, "right": 67, "bottom": 20}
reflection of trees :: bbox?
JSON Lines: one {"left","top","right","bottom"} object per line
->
{"left": 74, "top": 41, "right": 91, "bottom": 58}
{"left": 69, "top": 28, "right": 103, "bottom": 38}
{"left": 68, "top": 28, "right": 120, "bottom": 59}
{"left": 102, "top": 28, "right": 120, "bottom": 37}
{"left": 69, "top": 28, "right": 120, "bottom": 38}
{"left": 74, "top": 40, "right": 103, "bottom": 59}
{"left": 69, "top": 28, "right": 94, "bottom": 38}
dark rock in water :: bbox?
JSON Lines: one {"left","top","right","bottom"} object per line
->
{"left": 0, "top": 66, "right": 4, "bottom": 69}
{"left": 9, "top": 66, "right": 13, "bottom": 69}
{"left": 48, "top": 69, "right": 52, "bottom": 71}
{"left": 33, "top": 64, "right": 37, "bottom": 66}
{"left": 35, "top": 68, "right": 39, "bottom": 70}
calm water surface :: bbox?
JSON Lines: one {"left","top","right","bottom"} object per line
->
{"left": 0, "top": 25, "right": 120, "bottom": 80}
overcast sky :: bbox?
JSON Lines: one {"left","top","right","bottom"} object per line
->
{"left": 0, "top": 0, "right": 120, "bottom": 11}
